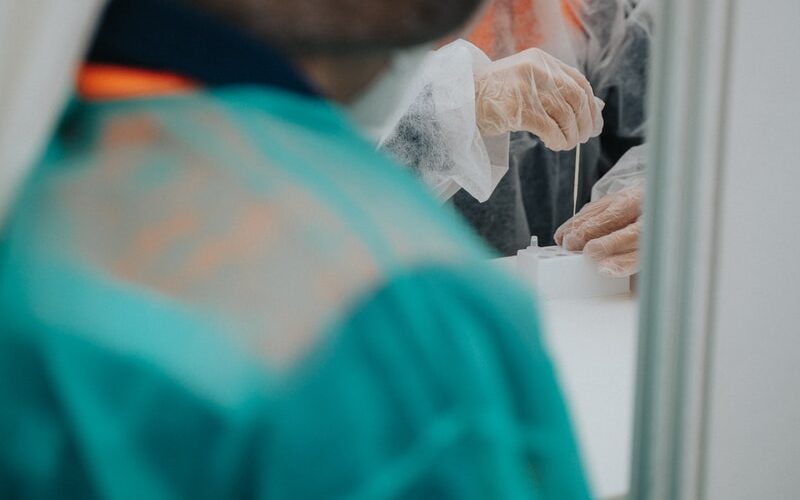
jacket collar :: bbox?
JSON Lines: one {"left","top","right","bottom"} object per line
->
{"left": 87, "top": 0, "right": 318, "bottom": 98}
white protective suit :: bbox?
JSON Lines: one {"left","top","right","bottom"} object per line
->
{"left": 412, "top": 0, "right": 656, "bottom": 255}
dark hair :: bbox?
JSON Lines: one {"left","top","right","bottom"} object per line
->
{"left": 186, "top": 0, "right": 485, "bottom": 53}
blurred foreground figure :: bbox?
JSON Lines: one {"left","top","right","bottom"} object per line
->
{"left": 0, "top": 0, "right": 590, "bottom": 498}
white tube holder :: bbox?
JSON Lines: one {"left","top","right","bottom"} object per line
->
{"left": 516, "top": 237, "right": 630, "bottom": 300}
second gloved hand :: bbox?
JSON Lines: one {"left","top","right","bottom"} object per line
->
{"left": 474, "top": 48, "right": 604, "bottom": 151}
{"left": 554, "top": 184, "right": 643, "bottom": 277}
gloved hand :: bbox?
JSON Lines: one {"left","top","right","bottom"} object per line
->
{"left": 554, "top": 184, "right": 643, "bottom": 277}
{"left": 474, "top": 48, "right": 605, "bottom": 151}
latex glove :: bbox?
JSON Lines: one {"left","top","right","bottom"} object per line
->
{"left": 474, "top": 48, "right": 605, "bottom": 151}
{"left": 554, "top": 185, "right": 643, "bottom": 277}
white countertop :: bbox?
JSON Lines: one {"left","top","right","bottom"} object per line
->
{"left": 493, "top": 257, "right": 638, "bottom": 500}
{"left": 541, "top": 294, "right": 637, "bottom": 500}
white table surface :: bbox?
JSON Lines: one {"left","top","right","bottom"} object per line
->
{"left": 493, "top": 257, "right": 638, "bottom": 500}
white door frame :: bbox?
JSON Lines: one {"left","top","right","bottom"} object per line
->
{"left": 631, "top": 0, "right": 737, "bottom": 498}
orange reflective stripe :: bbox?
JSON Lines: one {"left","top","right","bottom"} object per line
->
{"left": 467, "top": 0, "right": 587, "bottom": 59}
{"left": 467, "top": 0, "right": 549, "bottom": 59}
{"left": 561, "top": 0, "right": 584, "bottom": 33}
{"left": 511, "top": 1, "right": 545, "bottom": 54}
{"left": 468, "top": 3, "right": 499, "bottom": 58}
{"left": 77, "top": 64, "right": 197, "bottom": 101}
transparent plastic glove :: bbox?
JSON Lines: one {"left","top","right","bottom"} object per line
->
{"left": 554, "top": 184, "right": 643, "bottom": 277}
{"left": 474, "top": 48, "right": 605, "bottom": 151}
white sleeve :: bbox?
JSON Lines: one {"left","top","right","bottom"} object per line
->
{"left": 591, "top": 144, "right": 647, "bottom": 201}
{"left": 379, "top": 40, "right": 510, "bottom": 203}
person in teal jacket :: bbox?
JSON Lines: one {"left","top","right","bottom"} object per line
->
{"left": 0, "top": 0, "right": 592, "bottom": 498}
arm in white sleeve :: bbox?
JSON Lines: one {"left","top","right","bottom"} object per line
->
{"left": 591, "top": 143, "right": 647, "bottom": 201}
{"left": 379, "top": 40, "right": 510, "bottom": 203}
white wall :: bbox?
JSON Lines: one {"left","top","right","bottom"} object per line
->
{"left": 703, "top": 0, "right": 800, "bottom": 498}
{"left": 0, "top": 0, "right": 103, "bottom": 223}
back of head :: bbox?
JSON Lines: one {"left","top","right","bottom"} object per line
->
{"left": 184, "top": 0, "right": 486, "bottom": 54}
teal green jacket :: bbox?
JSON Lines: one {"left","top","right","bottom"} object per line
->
{"left": 0, "top": 87, "right": 590, "bottom": 499}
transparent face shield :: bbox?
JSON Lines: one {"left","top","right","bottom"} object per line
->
{"left": 0, "top": 0, "right": 104, "bottom": 224}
